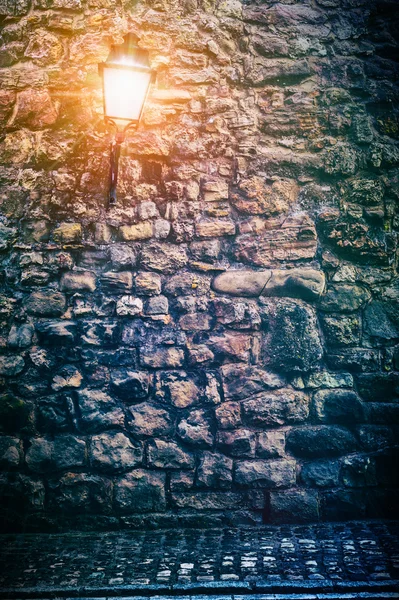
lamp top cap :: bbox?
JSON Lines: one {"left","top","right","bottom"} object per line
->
{"left": 106, "top": 33, "right": 151, "bottom": 69}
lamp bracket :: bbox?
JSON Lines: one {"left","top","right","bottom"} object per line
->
{"left": 105, "top": 118, "right": 138, "bottom": 209}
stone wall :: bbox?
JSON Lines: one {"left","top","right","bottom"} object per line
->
{"left": 0, "top": 0, "right": 398, "bottom": 531}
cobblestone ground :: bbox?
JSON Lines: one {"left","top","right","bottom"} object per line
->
{"left": 0, "top": 521, "right": 399, "bottom": 599}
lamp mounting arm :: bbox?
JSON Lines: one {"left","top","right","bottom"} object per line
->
{"left": 106, "top": 119, "right": 137, "bottom": 209}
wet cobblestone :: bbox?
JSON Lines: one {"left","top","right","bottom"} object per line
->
{"left": 0, "top": 521, "right": 398, "bottom": 597}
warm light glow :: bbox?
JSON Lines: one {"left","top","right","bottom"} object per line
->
{"left": 103, "top": 65, "right": 152, "bottom": 122}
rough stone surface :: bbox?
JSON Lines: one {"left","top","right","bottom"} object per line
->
{"left": 0, "top": 0, "right": 398, "bottom": 530}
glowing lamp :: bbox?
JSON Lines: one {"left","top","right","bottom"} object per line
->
{"left": 99, "top": 35, "right": 155, "bottom": 207}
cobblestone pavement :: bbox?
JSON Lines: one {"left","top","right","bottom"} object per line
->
{"left": 0, "top": 521, "right": 398, "bottom": 599}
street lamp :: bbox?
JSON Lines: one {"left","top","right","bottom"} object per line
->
{"left": 99, "top": 34, "right": 155, "bottom": 208}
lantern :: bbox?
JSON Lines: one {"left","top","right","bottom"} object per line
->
{"left": 99, "top": 34, "right": 155, "bottom": 207}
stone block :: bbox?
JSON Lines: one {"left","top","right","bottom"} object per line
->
{"left": 110, "top": 369, "right": 150, "bottom": 402}
{"left": 356, "top": 372, "right": 399, "bottom": 403}
{"left": 257, "top": 431, "right": 286, "bottom": 459}
{"left": 9, "top": 88, "right": 58, "bottom": 129}
{"left": 221, "top": 364, "right": 285, "bottom": 400}
{"left": 49, "top": 472, "right": 112, "bottom": 513}
{"left": 25, "top": 435, "right": 86, "bottom": 472}
{"left": 318, "top": 284, "right": 371, "bottom": 312}
{"left": 269, "top": 490, "right": 319, "bottom": 523}
{"left": 115, "top": 470, "right": 166, "bottom": 512}
{"left": 77, "top": 389, "right": 124, "bottom": 432}
{"left": 304, "top": 371, "right": 354, "bottom": 389}
{"left": 321, "top": 489, "right": 367, "bottom": 520}
{"left": 242, "top": 389, "right": 309, "bottom": 427}
{"left": 0, "top": 354, "right": 25, "bottom": 376}
{"left": 0, "top": 436, "right": 23, "bottom": 468}
{"left": 235, "top": 459, "right": 296, "bottom": 488}
{"left": 116, "top": 296, "right": 143, "bottom": 317}
{"left": 135, "top": 272, "right": 162, "bottom": 295}
{"left": 326, "top": 348, "right": 380, "bottom": 372}
{"left": 94, "top": 223, "right": 112, "bottom": 244}
{"left": 147, "top": 439, "right": 194, "bottom": 469}
{"left": 7, "top": 324, "right": 34, "bottom": 349}
{"left": 260, "top": 299, "right": 323, "bottom": 373}
{"left": 179, "top": 313, "right": 213, "bottom": 331}
{"left": 140, "top": 347, "right": 185, "bottom": 369}
{"left": 119, "top": 222, "right": 153, "bottom": 241}
{"left": 195, "top": 218, "right": 236, "bottom": 238}
{"left": 51, "top": 365, "right": 82, "bottom": 391}
{"left": 217, "top": 429, "right": 256, "bottom": 458}
{"left": 155, "top": 371, "right": 200, "bottom": 408}
{"left": 212, "top": 268, "right": 325, "bottom": 301}
{"left": 37, "top": 393, "right": 72, "bottom": 433}
{"left": 60, "top": 271, "right": 96, "bottom": 292}
{"left": 145, "top": 296, "right": 169, "bottom": 315}
{"left": 177, "top": 409, "right": 214, "bottom": 448}
{"left": 163, "top": 272, "right": 211, "bottom": 296}
{"left": 141, "top": 243, "right": 188, "bottom": 274}
{"left": 197, "top": 451, "right": 233, "bottom": 488}
{"left": 53, "top": 223, "right": 82, "bottom": 244}
{"left": 364, "top": 301, "right": 399, "bottom": 340}
{"left": 312, "top": 388, "right": 364, "bottom": 424}
{"left": 300, "top": 460, "right": 340, "bottom": 487}
{"left": 170, "top": 470, "right": 195, "bottom": 492}
{"left": 109, "top": 245, "right": 136, "bottom": 269}
{"left": 215, "top": 402, "right": 242, "bottom": 430}
{"left": 128, "top": 403, "right": 173, "bottom": 437}
{"left": 80, "top": 320, "right": 121, "bottom": 347}
{"left": 100, "top": 271, "right": 133, "bottom": 292}
{"left": 208, "top": 331, "right": 252, "bottom": 363}
{"left": 90, "top": 432, "right": 143, "bottom": 472}
{"left": 286, "top": 426, "right": 358, "bottom": 458}
{"left": 172, "top": 491, "right": 245, "bottom": 510}
{"left": 0, "top": 394, "right": 33, "bottom": 434}
{"left": 234, "top": 214, "right": 317, "bottom": 266}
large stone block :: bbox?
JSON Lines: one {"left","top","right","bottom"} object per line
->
{"left": 25, "top": 435, "right": 86, "bottom": 473}
{"left": 221, "top": 364, "right": 285, "bottom": 400}
{"left": 216, "top": 429, "right": 256, "bottom": 458}
{"left": 319, "top": 284, "right": 371, "bottom": 312}
{"left": 212, "top": 268, "right": 325, "bottom": 301}
{"left": 110, "top": 369, "right": 150, "bottom": 402}
{"left": 49, "top": 472, "right": 112, "bottom": 513}
{"left": 140, "top": 243, "right": 188, "bottom": 274}
{"left": 286, "top": 426, "right": 358, "bottom": 458}
{"left": 128, "top": 403, "right": 173, "bottom": 437}
{"left": 312, "top": 388, "right": 364, "bottom": 424}
{"left": 155, "top": 371, "right": 201, "bottom": 408}
{"left": 25, "top": 291, "right": 66, "bottom": 317}
{"left": 260, "top": 299, "right": 323, "bottom": 373}
{"left": 90, "top": 432, "right": 143, "bottom": 472}
{"left": 0, "top": 354, "right": 25, "bottom": 376}
{"left": 257, "top": 430, "right": 286, "bottom": 459}
{"left": 269, "top": 490, "right": 319, "bottom": 523}
{"left": 242, "top": 388, "right": 309, "bottom": 427}
{"left": 147, "top": 439, "right": 194, "bottom": 469}
{"left": 77, "top": 389, "right": 124, "bottom": 432}
{"left": 197, "top": 451, "right": 233, "bottom": 489}
{"left": 234, "top": 215, "right": 317, "bottom": 266}
{"left": 300, "top": 460, "right": 340, "bottom": 488}
{"left": 235, "top": 459, "right": 296, "bottom": 488}
{"left": 60, "top": 272, "right": 96, "bottom": 292}
{"left": 140, "top": 347, "right": 185, "bottom": 369}
{"left": 177, "top": 409, "right": 214, "bottom": 448}
{"left": 114, "top": 470, "right": 166, "bottom": 512}
{"left": 0, "top": 436, "right": 23, "bottom": 468}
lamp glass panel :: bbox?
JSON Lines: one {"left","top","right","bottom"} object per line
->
{"left": 103, "top": 66, "right": 151, "bottom": 121}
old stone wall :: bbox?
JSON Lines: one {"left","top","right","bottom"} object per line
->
{"left": 0, "top": 0, "right": 398, "bottom": 531}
